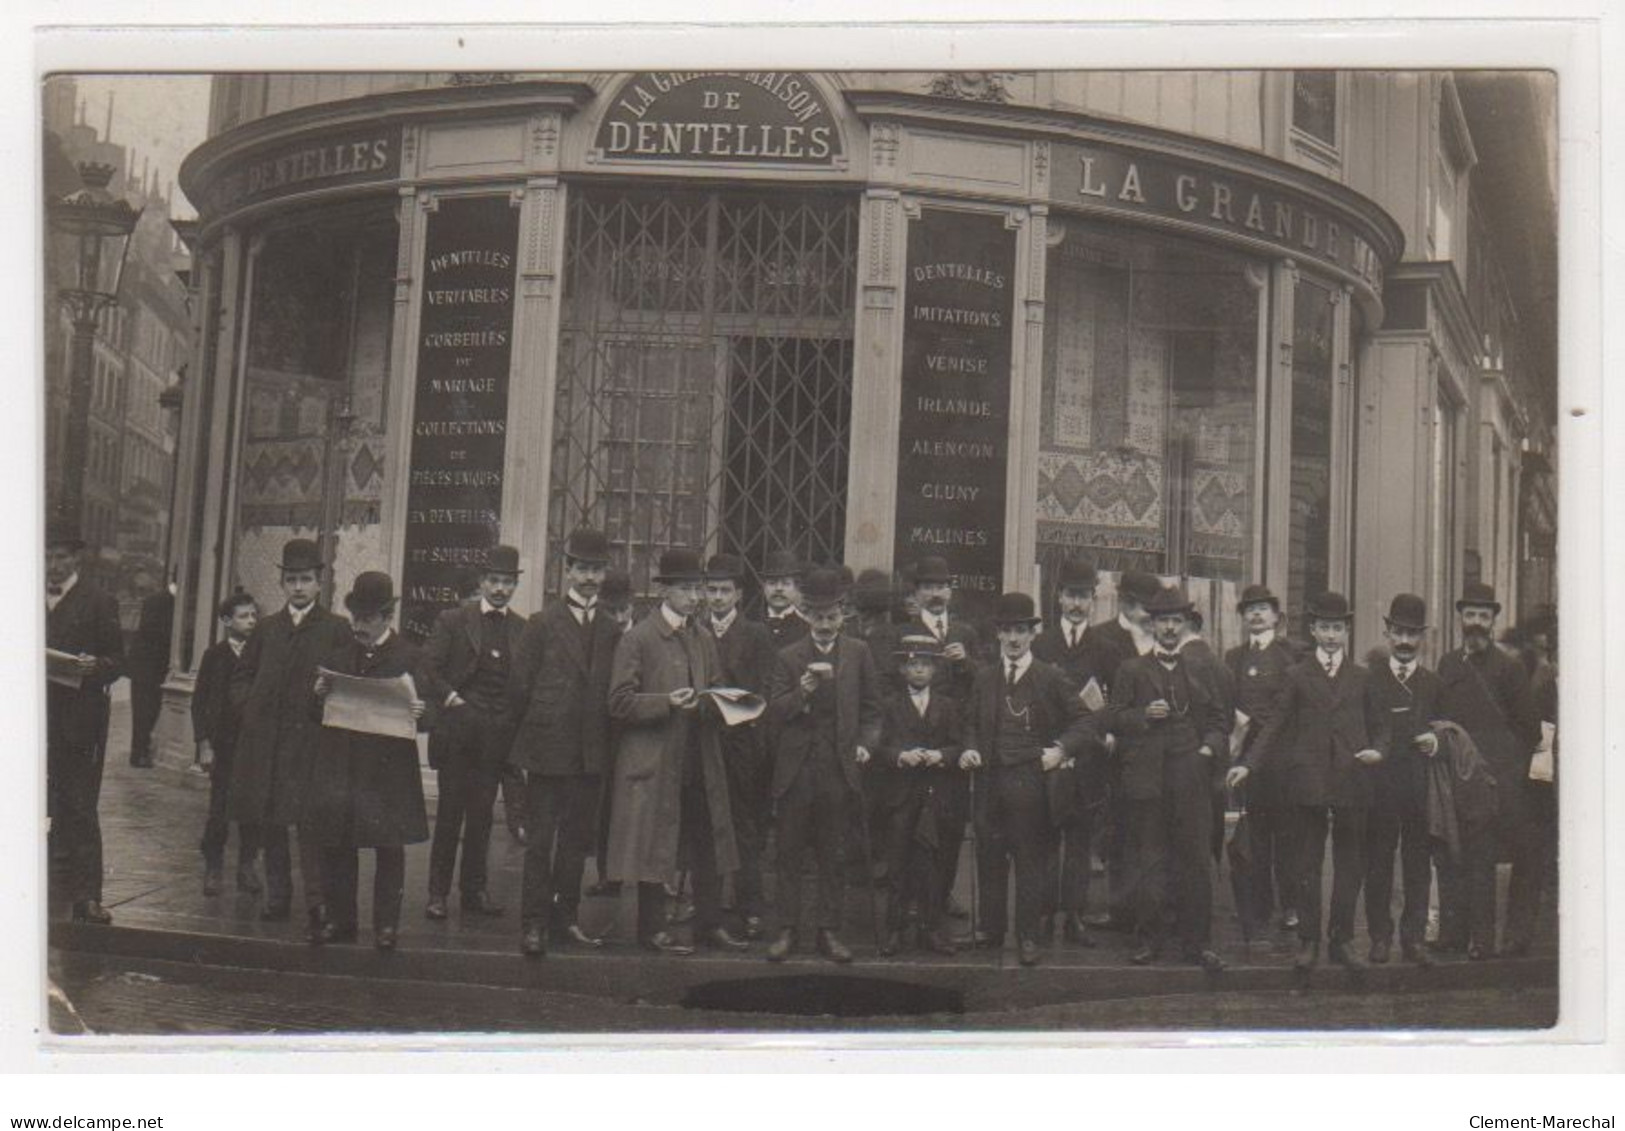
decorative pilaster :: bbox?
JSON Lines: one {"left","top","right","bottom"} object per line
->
{"left": 381, "top": 187, "right": 423, "bottom": 587}
{"left": 1007, "top": 204, "right": 1046, "bottom": 597}
{"left": 845, "top": 187, "right": 908, "bottom": 572}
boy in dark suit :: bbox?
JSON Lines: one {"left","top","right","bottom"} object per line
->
{"left": 875, "top": 635, "right": 963, "bottom": 956}
{"left": 194, "top": 592, "right": 260, "bottom": 896}
{"left": 766, "top": 567, "right": 883, "bottom": 963}
{"left": 45, "top": 522, "right": 125, "bottom": 924}
{"left": 1229, "top": 592, "right": 1383, "bottom": 971}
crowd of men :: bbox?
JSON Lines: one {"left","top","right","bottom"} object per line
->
{"left": 45, "top": 518, "right": 1558, "bottom": 972}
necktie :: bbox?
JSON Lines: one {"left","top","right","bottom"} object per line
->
{"left": 1007, "top": 661, "right": 1018, "bottom": 686}
{"left": 1252, "top": 639, "right": 1265, "bottom": 652}
{"left": 1396, "top": 665, "right": 1410, "bottom": 686}
{"left": 1067, "top": 624, "right": 1079, "bottom": 650}
{"left": 1322, "top": 654, "right": 1336, "bottom": 677}
{"left": 568, "top": 598, "right": 594, "bottom": 625}
{"left": 933, "top": 616, "right": 946, "bottom": 642}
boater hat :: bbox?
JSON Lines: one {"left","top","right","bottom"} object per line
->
{"left": 1306, "top": 591, "right": 1355, "bottom": 623}
{"left": 800, "top": 566, "right": 849, "bottom": 611}
{"left": 760, "top": 549, "right": 803, "bottom": 580}
{"left": 992, "top": 592, "right": 1043, "bottom": 627}
{"left": 1116, "top": 569, "right": 1162, "bottom": 606}
{"left": 1235, "top": 583, "right": 1281, "bottom": 613}
{"left": 562, "top": 527, "right": 611, "bottom": 565}
{"left": 483, "top": 544, "right": 523, "bottom": 576}
{"left": 344, "top": 571, "right": 397, "bottom": 617}
{"left": 653, "top": 548, "right": 705, "bottom": 584}
{"left": 1145, "top": 585, "right": 1195, "bottom": 619}
{"left": 913, "top": 556, "right": 953, "bottom": 586}
{"left": 1055, "top": 556, "right": 1099, "bottom": 593}
{"left": 1455, "top": 581, "right": 1502, "bottom": 615}
{"left": 893, "top": 634, "right": 944, "bottom": 662}
{"left": 279, "top": 538, "right": 323, "bottom": 573}
{"left": 1384, "top": 593, "right": 1429, "bottom": 631}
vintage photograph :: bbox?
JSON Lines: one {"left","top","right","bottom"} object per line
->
{"left": 40, "top": 66, "right": 1560, "bottom": 1037}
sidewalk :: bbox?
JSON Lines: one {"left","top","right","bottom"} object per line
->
{"left": 47, "top": 694, "right": 1558, "bottom": 1021}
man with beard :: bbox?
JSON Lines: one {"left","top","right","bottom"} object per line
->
{"left": 1362, "top": 593, "right": 1443, "bottom": 967}
{"left": 705, "top": 553, "right": 777, "bottom": 940}
{"left": 1030, "top": 556, "right": 1112, "bottom": 946}
{"left": 1224, "top": 585, "right": 1300, "bottom": 936}
{"left": 45, "top": 522, "right": 125, "bottom": 924}
{"left": 422, "top": 545, "right": 527, "bottom": 922}
{"left": 229, "top": 539, "right": 352, "bottom": 936}
{"left": 1435, "top": 582, "right": 1539, "bottom": 958}
{"left": 758, "top": 550, "right": 809, "bottom": 648}
{"left": 766, "top": 567, "right": 883, "bottom": 963}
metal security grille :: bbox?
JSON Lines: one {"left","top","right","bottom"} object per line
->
{"left": 549, "top": 185, "right": 857, "bottom": 599}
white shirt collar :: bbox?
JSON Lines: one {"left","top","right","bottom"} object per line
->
{"left": 767, "top": 605, "right": 801, "bottom": 622}
{"left": 1062, "top": 617, "right": 1087, "bottom": 646}
{"left": 364, "top": 628, "right": 394, "bottom": 650}
{"left": 909, "top": 685, "right": 931, "bottom": 713}
{"left": 814, "top": 637, "right": 837, "bottom": 655}
{"left": 712, "top": 608, "right": 737, "bottom": 636}
{"left": 479, "top": 597, "right": 509, "bottom": 617}
{"left": 46, "top": 572, "right": 78, "bottom": 609}
{"left": 1249, "top": 629, "right": 1276, "bottom": 650}
{"left": 288, "top": 602, "right": 313, "bottom": 626}
{"left": 566, "top": 587, "right": 596, "bottom": 610}
{"left": 1003, "top": 652, "right": 1034, "bottom": 682}
{"left": 660, "top": 603, "right": 687, "bottom": 631}
{"left": 1390, "top": 656, "right": 1416, "bottom": 679}
{"left": 1317, "top": 647, "right": 1343, "bottom": 674}
{"left": 228, "top": 637, "right": 247, "bottom": 657}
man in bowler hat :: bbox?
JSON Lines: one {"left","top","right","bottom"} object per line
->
{"left": 757, "top": 550, "right": 809, "bottom": 648}
{"left": 1229, "top": 592, "right": 1383, "bottom": 971}
{"left": 1363, "top": 593, "right": 1443, "bottom": 966}
{"left": 960, "top": 592, "right": 1095, "bottom": 966}
{"left": 604, "top": 548, "right": 748, "bottom": 955}
{"left": 229, "top": 538, "right": 352, "bottom": 935}
{"left": 588, "top": 568, "right": 635, "bottom": 898}
{"left": 1436, "top": 581, "right": 1540, "bottom": 958}
{"left": 766, "top": 566, "right": 883, "bottom": 963}
{"left": 45, "top": 521, "right": 125, "bottom": 924}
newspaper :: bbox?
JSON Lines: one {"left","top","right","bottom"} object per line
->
{"left": 699, "top": 687, "right": 766, "bottom": 727}
{"left": 1078, "top": 676, "right": 1106, "bottom": 713}
{"left": 46, "top": 647, "right": 84, "bottom": 689}
{"left": 318, "top": 667, "right": 420, "bottom": 741}
{"left": 1228, "top": 709, "right": 1252, "bottom": 763}
{"left": 1529, "top": 720, "right": 1556, "bottom": 782}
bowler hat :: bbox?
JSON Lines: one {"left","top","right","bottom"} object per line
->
{"left": 1235, "top": 583, "right": 1280, "bottom": 613}
{"left": 992, "top": 592, "right": 1042, "bottom": 626}
{"left": 343, "top": 571, "right": 396, "bottom": 617}
{"left": 1306, "top": 591, "right": 1355, "bottom": 622}
{"left": 1384, "top": 593, "right": 1429, "bottom": 631}
{"left": 760, "top": 549, "right": 803, "bottom": 580}
{"left": 45, "top": 520, "right": 85, "bottom": 552}
{"left": 279, "top": 538, "right": 323, "bottom": 573}
{"left": 913, "top": 556, "right": 952, "bottom": 586}
{"left": 1055, "top": 557, "right": 1098, "bottom": 593}
{"left": 563, "top": 527, "right": 611, "bottom": 565}
{"left": 1456, "top": 581, "right": 1502, "bottom": 615}
{"left": 1117, "top": 570, "right": 1162, "bottom": 606}
{"left": 705, "top": 553, "right": 745, "bottom": 583}
{"left": 600, "top": 570, "right": 632, "bottom": 610}
{"left": 893, "top": 633, "right": 943, "bottom": 662}
{"left": 483, "top": 544, "right": 523, "bottom": 576}
{"left": 1146, "top": 585, "right": 1195, "bottom": 619}
{"left": 851, "top": 569, "right": 893, "bottom": 614}
{"left": 800, "top": 566, "right": 849, "bottom": 610}
{"left": 653, "top": 548, "right": 705, "bottom": 584}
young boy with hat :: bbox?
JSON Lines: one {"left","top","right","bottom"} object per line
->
{"left": 308, "top": 572, "right": 430, "bottom": 950}
{"left": 193, "top": 591, "right": 261, "bottom": 897}
{"left": 875, "top": 634, "right": 965, "bottom": 956}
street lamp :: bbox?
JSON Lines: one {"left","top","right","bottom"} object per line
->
{"left": 48, "top": 161, "right": 140, "bottom": 534}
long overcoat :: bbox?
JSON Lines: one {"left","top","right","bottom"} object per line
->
{"left": 304, "top": 632, "right": 431, "bottom": 848}
{"left": 604, "top": 609, "right": 739, "bottom": 885}
{"left": 228, "top": 603, "right": 352, "bottom": 826}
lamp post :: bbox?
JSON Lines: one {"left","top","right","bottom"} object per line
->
{"left": 48, "top": 161, "right": 140, "bottom": 534}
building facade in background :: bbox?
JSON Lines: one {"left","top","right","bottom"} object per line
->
{"left": 148, "top": 69, "right": 1557, "bottom": 756}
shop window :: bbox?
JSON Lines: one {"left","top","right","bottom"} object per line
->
{"left": 1291, "top": 71, "right": 1339, "bottom": 152}
{"left": 550, "top": 186, "right": 858, "bottom": 601}
{"left": 1039, "top": 222, "right": 1263, "bottom": 638}
{"left": 1287, "top": 277, "right": 1336, "bottom": 624}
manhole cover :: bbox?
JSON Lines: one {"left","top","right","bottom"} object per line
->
{"left": 682, "top": 974, "right": 964, "bottom": 1018}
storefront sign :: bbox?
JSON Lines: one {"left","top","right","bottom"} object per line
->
{"left": 1050, "top": 139, "right": 1387, "bottom": 293}
{"left": 196, "top": 125, "right": 402, "bottom": 220}
{"left": 399, "top": 195, "right": 519, "bottom": 641}
{"left": 894, "top": 208, "right": 1017, "bottom": 617}
{"left": 594, "top": 72, "right": 843, "bottom": 165}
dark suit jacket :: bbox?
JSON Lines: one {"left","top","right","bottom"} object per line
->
{"left": 1108, "top": 654, "right": 1231, "bottom": 802}
{"left": 1365, "top": 661, "right": 1444, "bottom": 815}
{"left": 1031, "top": 618, "right": 1111, "bottom": 693}
{"left": 46, "top": 580, "right": 125, "bottom": 751}
{"left": 419, "top": 600, "right": 525, "bottom": 769}
{"left": 1246, "top": 655, "right": 1380, "bottom": 809}
{"left": 760, "top": 609, "right": 810, "bottom": 651}
{"left": 228, "top": 603, "right": 353, "bottom": 825}
{"left": 1085, "top": 617, "right": 1147, "bottom": 696}
{"left": 767, "top": 634, "right": 883, "bottom": 798}
{"left": 875, "top": 687, "right": 964, "bottom": 809}
{"left": 191, "top": 638, "right": 245, "bottom": 752}
{"left": 1436, "top": 644, "right": 1537, "bottom": 779}
{"left": 1224, "top": 636, "right": 1300, "bottom": 805}
{"left": 504, "top": 598, "right": 620, "bottom": 776}
{"left": 130, "top": 588, "right": 174, "bottom": 684}
{"left": 962, "top": 657, "right": 1096, "bottom": 768}
{"left": 711, "top": 614, "right": 777, "bottom": 760}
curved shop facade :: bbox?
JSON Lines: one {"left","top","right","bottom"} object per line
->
{"left": 161, "top": 71, "right": 1431, "bottom": 747}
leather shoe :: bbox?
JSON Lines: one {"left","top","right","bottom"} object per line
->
{"left": 521, "top": 924, "right": 547, "bottom": 957}
{"left": 816, "top": 929, "right": 854, "bottom": 964}
{"left": 879, "top": 930, "right": 901, "bottom": 957}
{"left": 1330, "top": 939, "right": 1367, "bottom": 970}
{"left": 318, "top": 920, "right": 358, "bottom": 946}
{"left": 71, "top": 901, "right": 112, "bottom": 925}
{"left": 375, "top": 926, "right": 398, "bottom": 951}
{"left": 1083, "top": 911, "right": 1134, "bottom": 933}
{"left": 1369, "top": 938, "right": 1392, "bottom": 965}
{"left": 1467, "top": 943, "right": 1490, "bottom": 961}
{"left": 1401, "top": 941, "right": 1434, "bottom": 967}
{"left": 203, "top": 864, "right": 224, "bottom": 897}
{"left": 1062, "top": 913, "right": 1098, "bottom": 948}
{"left": 463, "top": 891, "right": 505, "bottom": 917}
{"left": 259, "top": 900, "right": 291, "bottom": 922}
{"left": 1294, "top": 939, "right": 1320, "bottom": 971}
{"left": 767, "top": 928, "right": 796, "bottom": 962}
{"left": 945, "top": 895, "right": 971, "bottom": 920}
{"left": 920, "top": 930, "right": 957, "bottom": 957}
{"left": 424, "top": 896, "right": 448, "bottom": 921}
{"left": 701, "top": 926, "right": 751, "bottom": 952}
{"left": 1129, "top": 944, "right": 1160, "bottom": 966}
{"left": 236, "top": 865, "right": 262, "bottom": 894}
{"left": 741, "top": 915, "right": 765, "bottom": 941}
{"left": 1017, "top": 937, "right": 1041, "bottom": 967}
{"left": 554, "top": 922, "right": 604, "bottom": 948}
{"left": 1190, "top": 948, "right": 1226, "bottom": 972}
{"left": 641, "top": 931, "right": 695, "bottom": 956}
